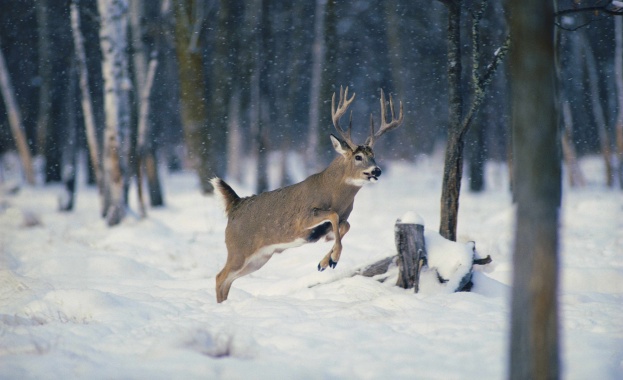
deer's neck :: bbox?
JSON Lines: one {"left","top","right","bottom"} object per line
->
{"left": 317, "top": 157, "right": 362, "bottom": 199}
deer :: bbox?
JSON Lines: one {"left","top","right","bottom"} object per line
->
{"left": 211, "top": 87, "right": 404, "bottom": 303}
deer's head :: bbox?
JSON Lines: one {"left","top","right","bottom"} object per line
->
{"left": 330, "top": 87, "right": 404, "bottom": 187}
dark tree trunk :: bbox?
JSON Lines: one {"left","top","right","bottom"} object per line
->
{"left": 508, "top": 0, "right": 561, "bottom": 378}
{"left": 439, "top": 0, "right": 463, "bottom": 242}
{"left": 306, "top": 0, "right": 327, "bottom": 173}
{"left": 131, "top": 0, "right": 165, "bottom": 210}
{"left": 251, "top": 0, "right": 271, "bottom": 194}
{"left": 580, "top": 31, "right": 613, "bottom": 187}
{"left": 438, "top": 0, "right": 509, "bottom": 241}
{"left": 614, "top": 16, "right": 623, "bottom": 188}
{"left": 59, "top": 62, "right": 78, "bottom": 212}
{"left": 36, "top": 0, "right": 52, "bottom": 157}
{"left": 144, "top": 148, "right": 163, "bottom": 206}
{"left": 469, "top": 121, "right": 485, "bottom": 192}
{"left": 173, "top": 0, "right": 215, "bottom": 194}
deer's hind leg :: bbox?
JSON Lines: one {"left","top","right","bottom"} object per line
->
{"left": 216, "top": 246, "right": 275, "bottom": 303}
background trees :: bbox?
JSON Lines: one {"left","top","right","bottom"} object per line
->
{"left": 0, "top": 0, "right": 620, "bottom": 222}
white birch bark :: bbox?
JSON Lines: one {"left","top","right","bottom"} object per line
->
{"left": 97, "top": 0, "right": 131, "bottom": 226}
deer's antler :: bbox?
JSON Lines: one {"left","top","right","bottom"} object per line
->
{"left": 332, "top": 86, "right": 357, "bottom": 150}
{"left": 366, "top": 89, "right": 404, "bottom": 147}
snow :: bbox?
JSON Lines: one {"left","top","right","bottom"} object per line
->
{"left": 398, "top": 210, "right": 425, "bottom": 225}
{"left": 1, "top": 154, "right": 622, "bottom": 379}
{"left": 419, "top": 231, "right": 474, "bottom": 294}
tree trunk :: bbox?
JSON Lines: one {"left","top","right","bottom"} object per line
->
{"left": 469, "top": 121, "right": 486, "bottom": 192}
{"left": 226, "top": 91, "right": 243, "bottom": 183}
{"left": 249, "top": 0, "right": 271, "bottom": 194}
{"left": 136, "top": 55, "right": 160, "bottom": 214}
{"left": 560, "top": 100, "right": 585, "bottom": 187}
{"left": 97, "top": 0, "right": 131, "bottom": 226}
{"left": 209, "top": 0, "right": 243, "bottom": 176}
{"left": 59, "top": 62, "right": 78, "bottom": 212}
{"left": 438, "top": 0, "right": 463, "bottom": 242}
{"left": 0, "top": 40, "right": 35, "bottom": 185}
{"left": 580, "top": 31, "right": 614, "bottom": 187}
{"left": 306, "top": 0, "right": 327, "bottom": 173}
{"left": 438, "top": 0, "right": 509, "bottom": 241}
{"left": 35, "top": 0, "right": 52, "bottom": 158}
{"left": 173, "top": 0, "right": 214, "bottom": 194}
{"left": 614, "top": 16, "right": 623, "bottom": 189}
{"left": 508, "top": 0, "right": 561, "bottom": 378}
{"left": 70, "top": 0, "right": 104, "bottom": 196}
{"left": 130, "top": 0, "right": 164, "bottom": 211}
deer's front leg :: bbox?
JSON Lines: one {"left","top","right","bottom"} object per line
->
{"left": 320, "top": 220, "right": 350, "bottom": 270}
{"left": 311, "top": 209, "right": 344, "bottom": 272}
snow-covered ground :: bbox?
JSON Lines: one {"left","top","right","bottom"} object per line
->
{"left": 1, "top": 153, "right": 621, "bottom": 379}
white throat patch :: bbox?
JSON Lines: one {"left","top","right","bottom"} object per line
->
{"left": 346, "top": 177, "right": 369, "bottom": 187}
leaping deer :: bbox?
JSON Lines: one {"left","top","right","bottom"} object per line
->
{"left": 212, "top": 87, "right": 404, "bottom": 303}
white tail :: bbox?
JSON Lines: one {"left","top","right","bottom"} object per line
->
{"left": 213, "top": 87, "right": 404, "bottom": 303}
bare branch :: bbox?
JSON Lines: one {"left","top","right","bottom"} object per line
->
{"left": 554, "top": 1, "right": 623, "bottom": 30}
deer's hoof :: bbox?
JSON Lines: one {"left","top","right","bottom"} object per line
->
{"left": 317, "top": 263, "right": 326, "bottom": 272}
{"left": 329, "top": 258, "right": 338, "bottom": 269}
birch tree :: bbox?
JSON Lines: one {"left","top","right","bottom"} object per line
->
{"left": 97, "top": 0, "right": 132, "bottom": 226}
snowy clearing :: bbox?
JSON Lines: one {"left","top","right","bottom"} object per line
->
{"left": 1, "top": 155, "right": 622, "bottom": 379}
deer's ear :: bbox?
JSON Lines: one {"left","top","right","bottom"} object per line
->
{"left": 330, "top": 134, "right": 351, "bottom": 156}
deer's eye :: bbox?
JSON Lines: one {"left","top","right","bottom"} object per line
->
{"left": 355, "top": 155, "right": 363, "bottom": 161}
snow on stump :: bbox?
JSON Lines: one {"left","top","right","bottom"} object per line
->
{"left": 420, "top": 233, "right": 490, "bottom": 293}
{"left": 360, "top": 211, "right": 492, "bottom": 294}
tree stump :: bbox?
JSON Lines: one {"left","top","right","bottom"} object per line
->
{"left": 395, "top": 218, "right": 427, "bottom": 293}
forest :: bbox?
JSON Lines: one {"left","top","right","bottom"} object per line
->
{"left": 0, "top": 1, "right": 622, "bottom": 379}
{"left": 1, "top": 0, "right": 621, "bottom": 225}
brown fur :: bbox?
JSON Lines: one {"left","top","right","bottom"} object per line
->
{"left": 213, "top": 141, "right": 375, "bottom": 303}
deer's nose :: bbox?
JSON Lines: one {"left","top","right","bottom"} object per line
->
{"left": 371, "top": 167, "right": 382, "bottom": 178}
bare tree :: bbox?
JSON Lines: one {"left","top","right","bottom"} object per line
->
{"left": 0, "top": 39, "right": 35, "bottom": 185}
{"left": 508, "top": 0, "right": 560, "bottom": 378}
{"left": 437, "top": 0, "right": 510, "bottom": 241}
{"left": 97, "top": 0, "right": 132, "bottom": 226}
